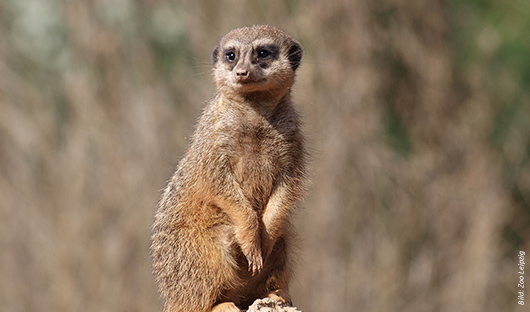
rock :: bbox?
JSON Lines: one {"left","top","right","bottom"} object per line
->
{"left": 246, "top": 298, "right": 302, "bottom": 312}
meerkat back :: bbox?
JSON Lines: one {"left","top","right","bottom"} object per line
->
{"left": 151, "top": 25, "right": 305, "bottom": 312}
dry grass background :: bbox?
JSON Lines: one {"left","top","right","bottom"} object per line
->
{"left": 1, "top": 1, "right": 529, "bottom": 311}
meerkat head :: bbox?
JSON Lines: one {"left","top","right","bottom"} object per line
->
{"left": 212, "top": 25, "right": 303, "bottom": 100}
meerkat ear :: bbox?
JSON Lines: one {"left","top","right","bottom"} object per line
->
{"left": 212, "top": 45, "right": 219, "bottom": 65}
{"left": 287, "top": 41, "right": 303, "bottom": 71}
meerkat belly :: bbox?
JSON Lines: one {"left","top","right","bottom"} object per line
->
{"left": 233, "top": 129, "right": 284, "bottom": 208}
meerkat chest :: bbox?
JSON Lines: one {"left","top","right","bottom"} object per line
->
{"left": 232, "top": 120, "right": 290, "bottom": 199}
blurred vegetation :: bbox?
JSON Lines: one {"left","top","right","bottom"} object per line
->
{"left": 0, "top": 1, "right": 528, "bottom": 312}
{"left": 450, "top": 0, "right": 530, "bottom": 255}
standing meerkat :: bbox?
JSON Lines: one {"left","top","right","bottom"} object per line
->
{"left": 150, "top": 25, "right": 305, "bottom": 312}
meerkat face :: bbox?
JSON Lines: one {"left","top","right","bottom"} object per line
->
{"left": 212, "top": 25, "right": 303, "bottom": 98}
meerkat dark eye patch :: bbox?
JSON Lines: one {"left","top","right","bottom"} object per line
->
{"left": 256, "top": 45, "right": 279, "bottom": 60}
{"left": 223, "top": 48, "right": 237, "bottom": 63}
{"left": 258, "top": 49, "right": 270, "bottom": 58}
{"left": 226, "top": 52, "right": 236, "bottom": 62}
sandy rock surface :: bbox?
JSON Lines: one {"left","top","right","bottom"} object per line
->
{"left": 246, "top": 298, "right": 302, "bottom": 312}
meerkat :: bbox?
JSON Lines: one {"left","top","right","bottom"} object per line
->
{"left": 150, "top": 25, "right": 305, "bottom": 312}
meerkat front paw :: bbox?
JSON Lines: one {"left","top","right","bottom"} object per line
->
{"left": 243, "top": 244, "right": 263, "bottom": 275}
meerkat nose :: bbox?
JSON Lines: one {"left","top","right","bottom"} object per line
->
{"left": 235, "top": 69, "right": 250, "bottom": 81}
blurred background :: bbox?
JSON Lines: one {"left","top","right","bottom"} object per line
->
{"left": 1, "top": 0, "right": 529, "bottom": 311}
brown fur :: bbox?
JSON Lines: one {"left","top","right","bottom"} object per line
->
{"left": 150, "top": 25, "right": 305, "bottom": 312}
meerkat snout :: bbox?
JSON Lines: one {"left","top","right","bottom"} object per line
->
{"left": 234, "top": 57, "right": 251, "bottom": 82}
{"left": 235, "top": 68, "right": 250, "bottom": 81}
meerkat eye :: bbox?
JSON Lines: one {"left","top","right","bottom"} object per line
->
{"left": 258, "top": 49, "right": 270, "bottom": 59}
{"left": 226, "top": 52, "right": 236, "bottom": 62}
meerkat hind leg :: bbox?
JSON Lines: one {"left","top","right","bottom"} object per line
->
{"left": 267, "top": 289, "right": 292, "bottom": 306}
